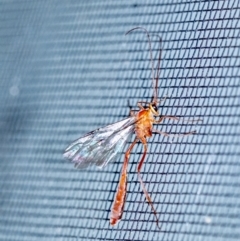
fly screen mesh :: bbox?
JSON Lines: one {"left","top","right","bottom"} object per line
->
{"left": 0, "top": 1, "right": 239, "bottom": 241}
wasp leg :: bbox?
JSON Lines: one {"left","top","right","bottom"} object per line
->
{"left": 154, "top": 115, "right": 179, "bottom": 124}
{"left": 137, "top": 101, "right": 150, "bottom": 104}
{"left": 137, "top": 101, "right": 146, "bottom": 110}
{"left": 179, "top": 118, "right": 203, "bottom": 123}
{"left": 110, "top": 137, "right": 139, "bottom": 226}
{"left": 155, "top": 115, "right": 202, "bottom": 124}
{"left": 152, "top": 129, "right": 196, "bottom": 137}
{"left": 137, "top": 140, "right": 160, "bottom": 229}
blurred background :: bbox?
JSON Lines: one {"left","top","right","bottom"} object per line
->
{"left": 0, "top": 1, "right": 239, "bottom": 240}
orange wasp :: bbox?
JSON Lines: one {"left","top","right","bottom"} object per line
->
{"left": 64, "top": 27, "right": 200, "bottom": 228}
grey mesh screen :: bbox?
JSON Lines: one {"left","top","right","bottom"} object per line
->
{"left": 0, "top": 1, "right": 239, "bottom": 241}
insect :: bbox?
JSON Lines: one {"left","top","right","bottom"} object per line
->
{"left": 64, "top": 27, "right": 200, "bottom": 228}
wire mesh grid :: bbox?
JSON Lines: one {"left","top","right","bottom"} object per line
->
{"left": 0, "top": 0, "right": 239, "bottom": 240}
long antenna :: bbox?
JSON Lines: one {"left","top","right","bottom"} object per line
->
{"left": 154, "top": 35, "right": 162, "bottom": 104}
{"left": 125, "top": 27, "right": 158, "bottom": 104}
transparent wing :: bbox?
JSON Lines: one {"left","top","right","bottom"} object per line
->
{"left": 63, "top": 117, "right": 136, "bottom": 169}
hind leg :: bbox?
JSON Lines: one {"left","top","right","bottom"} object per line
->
{"left": 137, "top": 140, "right": 160, "bottom": 229}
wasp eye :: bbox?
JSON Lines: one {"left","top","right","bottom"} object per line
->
{"left": 152, "top": 104, "right": 158, "bottom": 112}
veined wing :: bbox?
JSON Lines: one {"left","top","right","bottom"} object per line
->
{"left": 63, "top": 117, "right": 136, "bottom": 169}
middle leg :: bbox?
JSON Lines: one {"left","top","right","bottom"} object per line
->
{"left": 152, "top": 129, "right": 196, "bottom": 137}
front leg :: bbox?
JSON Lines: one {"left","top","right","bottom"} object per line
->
{"left": 154, "top": 115, "right": 179, "bottom": 124}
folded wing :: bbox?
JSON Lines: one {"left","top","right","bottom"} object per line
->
{"left": 63, "top": 117, "right": 136, "bottom": 169}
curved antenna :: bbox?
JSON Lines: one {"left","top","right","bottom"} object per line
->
{"left": 153, "top": 34, "right": 162, "bottom": 104}
{"left": 125, "top": 27, "right": 157, "bottom": 104}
